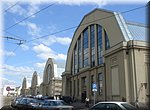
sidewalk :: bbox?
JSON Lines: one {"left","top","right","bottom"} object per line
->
{"left": 71, "top": 102, "right": 93, "bottom": 110}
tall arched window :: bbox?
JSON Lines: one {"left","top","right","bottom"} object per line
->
{"left": 83, "top": 28, "right": 89, "bottom": 67}
{"left": 90, "top": 25, "right": 95, "bottom": 67}
{"left": 74, "top": 44, "right": 78, "bottom": 74}
{"left": 105, "top": 30, "right": 110, "bottom": 50}
{"left": 97, "top": 25, "right": 103, "bottom": 65}
{"left": 71, "top": 57, "right": 74, "bottom": 75}
{"left": 78, "top": 36, "right": 82, "bottom": 69}
{"left": 46, "top": 64, "right": 51, "bottom": 82}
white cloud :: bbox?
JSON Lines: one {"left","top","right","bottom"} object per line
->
{"left": 56, "top": 54, "right": 67, "bottom": 60}
{"left": 56, "top": 61, "right": 66, "bottom": 68}
{"left": 2, "top": 0, "right": 148, "bottom": 6}
{"left": 19, "top": 21, "right": 71, "bottom": 46}
{"left": 36, "top": 52, "right": 67, "bottom": 61}
{"left": 33, "top": 44, "right": 67, "bottom": 60}
{"left": 57, "top": 67, "right": 65, "bottom": 77}
{"left": 106, "top": 0, "right": 148, "bottom": 4}
{"left": 5, "top": 51, "right": 15, "bottom": 56}
{"left": 33, "top": 44, "right": 53, "bottom": 53}
{"left": 41, "top": 36, "right": 72, "bottom": 46}
{"left": 27, "top": 4, "right": 39, "bottom": 17}
{"left": 0, "top": 50, "right": 16, "bottom": 57}
{"left": 2, "top": 64, "right": 34, "bottom": 76}
{"left": 19, "top": 21, "right": 41, "bottom": 37}
{"left": 55, "top": 37, "right": 72, "bottom": 45}
{"left": 34, "top": 62, "right": 45, "bottom": 69}
{"left": 27, "top": 22, "right": 41, "bottom": 36}
{"left": 20, "top": 44, "right": 29, "bottom": 51}
{"left": 0, "top": 77, "right": 16, "bottom": 88}
{"left": 7, "top": 4, "right": 27, "bottom": 16}
{"left": 4, "top": 3, "right": 39, "bottom": 18}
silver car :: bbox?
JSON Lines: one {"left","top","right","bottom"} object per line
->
{"left": 37, "top": 99, "right": 74, "bottom": 110}
{"left": 90, "top": 102, "right": 137, "bottom": 110}
{"left": 16, "top": 97, "right": 39, "bottom": 110}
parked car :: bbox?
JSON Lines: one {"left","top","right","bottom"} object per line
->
{"left": 11, "top": 97, "right": 22, "bottom": 108}
{"left": 37, "top": 99, "right": 74, "bottom": 110}
{"left": 90, "top": 102, "right": 137, "bottom": 110}
{"left": 60, "top": 96, "right": 73, "bottom": 104}
{"left": 15, "top": 97, "right": 39, "bottom": 110}
{"left": 36, "top": 96, "right": 54, "bottom": 100}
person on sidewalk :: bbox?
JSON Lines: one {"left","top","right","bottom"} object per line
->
{"left": 85, "top": 97, "right": 89, "bottom": 108}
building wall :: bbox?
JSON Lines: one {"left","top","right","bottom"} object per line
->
{"left": 62, "top": 9, "right": 149, "bottom": 107}
{"left": 41, "top": 58, "right": 62, "bottom": 97}
{"left": 127, "top": 41, "right": 150, "bottom": 106}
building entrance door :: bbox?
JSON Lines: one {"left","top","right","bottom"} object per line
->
{"left": 81, "top": 91, "right": 86, "bottom": 102}
{"left": 46, "top": 86, "right": 48, "bottom": 96}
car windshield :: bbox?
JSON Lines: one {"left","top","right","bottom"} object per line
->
{"left": 53, "top": 101, "right": 66, "bottom": 106}
{"left": 28, "top": 99, "right": 37, "bottom": 103}
{"left": 41, "top": 100, "right": 66, "bottom": 106}
{"left": 121, "top": 103, "right": 137, "bottom": 110}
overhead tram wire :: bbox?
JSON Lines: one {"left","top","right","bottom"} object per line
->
{"left": 4, "top": 2, "right": 57, "bottom": 31}
{"left": 3, "top": 5, "right": 147, "bottom": 65}
{"left": 5, "top": 31, "right": 25, "bottom": 40}
{"left": 1, "top": 36, "right": 26, "bottom": 45}
{"left": 26, "top": 5, "right": 147, "bottom": 43}
{"left": 4, "top": 1, "right": 20, "bottom": 13}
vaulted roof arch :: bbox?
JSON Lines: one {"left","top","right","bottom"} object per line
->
{"left": 64, "top": 8, "right": 132, "bottom": 73}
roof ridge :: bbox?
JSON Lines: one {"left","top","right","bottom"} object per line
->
{"left": 126, "top": 21, "right": 147, "bottom": 27}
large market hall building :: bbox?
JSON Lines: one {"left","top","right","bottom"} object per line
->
{"left": 62, "top": 8, "right": 149, "bottom": 107}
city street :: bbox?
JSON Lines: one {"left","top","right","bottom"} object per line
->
{"left": 0, "top": 96, "right": 93, "bottom": 110}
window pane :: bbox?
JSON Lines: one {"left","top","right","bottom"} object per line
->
{"left": 105, "top": 30, "right": 110, "bottom": 50}
{"left": 74, "top": 44, "right": 78, "bottom": 74}
{"left": 92, "top": 103, "right": 105, "bottom": 109}
{"left": 83, "top": 28, "right": 89, "bottom": 67}
{"left": 97, "top": 25, "right": 103, "bottom": 65}
{"left": 121, "top": 103, "right": 137, "bottom": 110}
{"left": 98, "top": 73, "right": 103, "bottom": 94}
{"left": 106, "top": 103, "right": 122, "bottom": 110}
{"left": 90, "top": 25, "right": 95, "bottom": 67}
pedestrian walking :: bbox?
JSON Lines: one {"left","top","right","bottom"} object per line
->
{"left": 85, "top": 97, "right": 89, "bottom": 108}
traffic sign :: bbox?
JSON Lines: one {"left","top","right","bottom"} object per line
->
{"left": 92, "top": 83, "right": 97, "bottom": 91}
{"left": 6, "top": 86, "right": 11, "bottom": 91}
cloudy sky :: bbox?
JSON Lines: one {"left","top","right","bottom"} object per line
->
{"left": 0, "top": 0, "right": 148, "bottom": 88}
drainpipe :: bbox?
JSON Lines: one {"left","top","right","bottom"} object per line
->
{"left": 132, "top": 41, "right": 138, "bottom": 103}
{"left": 104, "top": 63, "right": 107, "bottom": 101}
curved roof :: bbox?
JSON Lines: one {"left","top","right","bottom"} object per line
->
{"left": 126, "top": 22, "right": 147, "bottom": 41}
{"left": 64, "top": 8, "right": 148, "bottom": 74}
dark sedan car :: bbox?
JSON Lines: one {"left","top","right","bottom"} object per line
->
{"left": 90, "top": 102, "right": 137, "bottom": 110}
{"left": 15, "top": 97, "right": 39, "bottom": 110}
{"left": 11, "top": 97, "right": 22, "bottom": 108}
{"left": 60, "top": 96, "right": 73, "bottom": 104}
